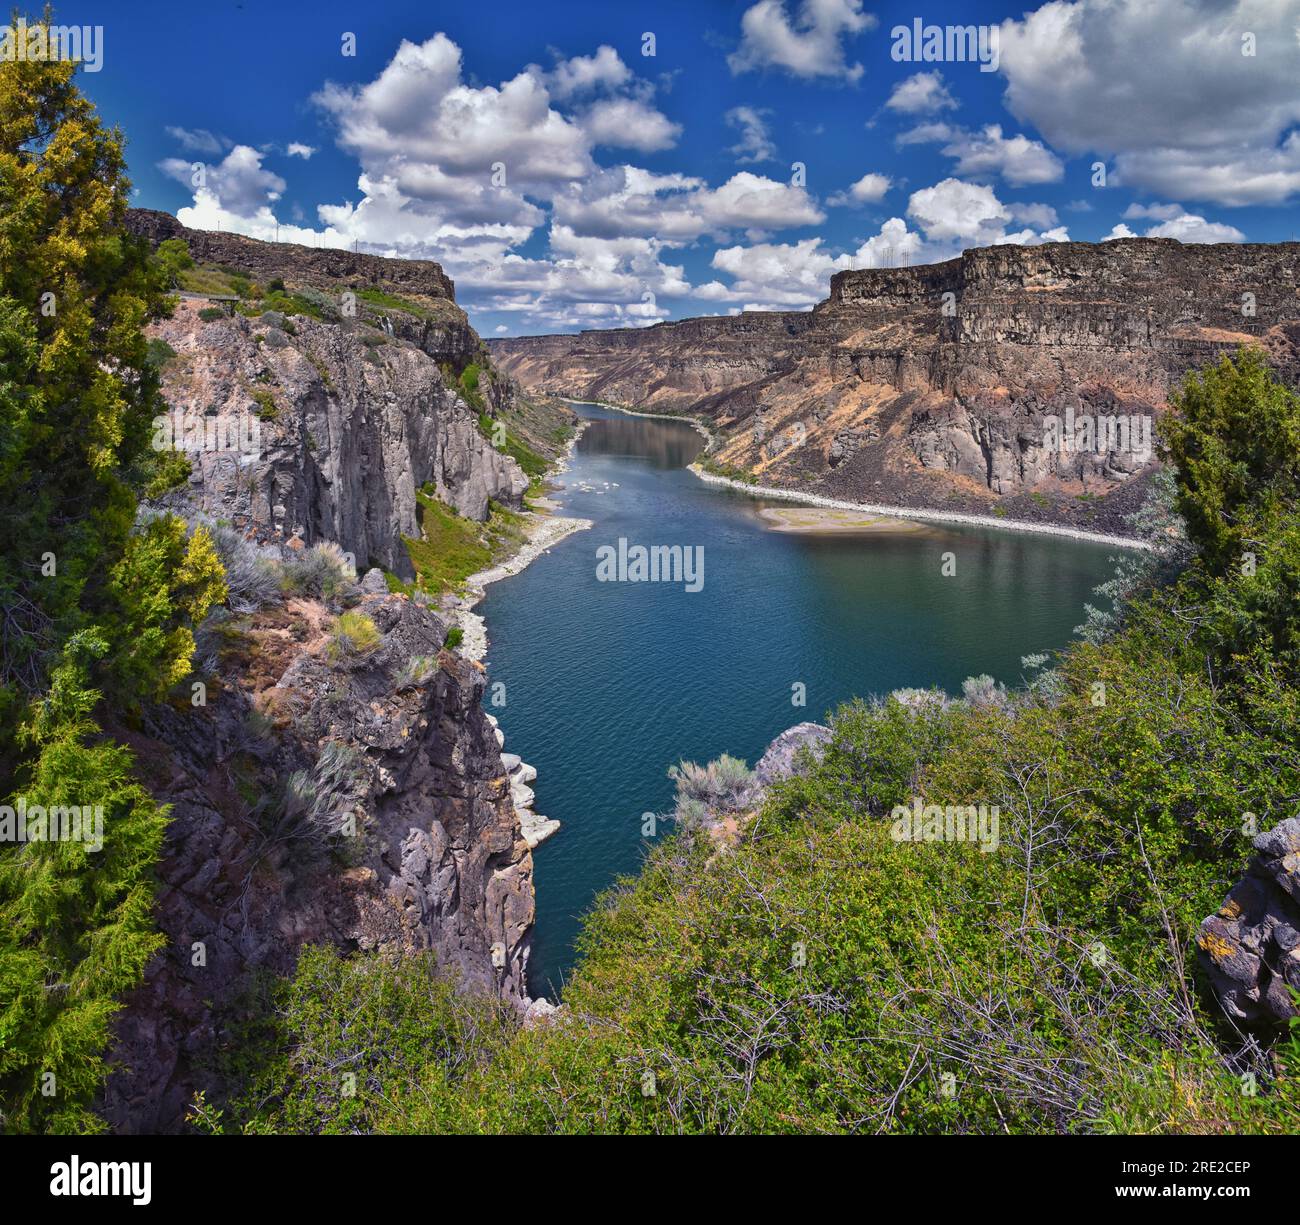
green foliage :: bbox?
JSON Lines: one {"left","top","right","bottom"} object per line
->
{"left": 355, "top": 287, "right": 462, "bottom": 327}
{"left": 443, "top": 625, "right": 464, "bottom": 650}
{"left": 153, "top": 237, "right": 193, "bottom": 287}
{"left": 699, "top": 456, "right": 757, "bottom": 485}
{"left": 459, "top": 362, "right": 485, "bottom": 411}
{"left": 105, "top": 517, "right": 226, "bottom": 702}
{"left": 248, "top": 387, "right": 278, "bottom": 421}
{"left": 327, "top": 612, "right": 380, "bottom": 662}
{"left": 260, "top": 289, "right": 323, "bottom": 321}
{"left": 142, "top": 447, "right": 190, "bottom": 500}
{"left": 197, "top": 306, "right": 226, "bottom": 322}
{"left": 402, "top": 493, "right": 525, "bottom": 594}
{"left": 0, "top": 35, "right": 222, "bottom": 1131}
{"left": 0, "top": 635, "right": 168, "bottom": 1133}
{"left": 144, "top": 337, "right": 177, "bottom": 369}
{"left": 1158, "top": 350, "right": 1300, "bottom": 676}
{"left": 200, "top": 945, "right": 516, "bottom": 1134}
{"left": 1160, "top": 347, "right": 1300, "bottom": 575}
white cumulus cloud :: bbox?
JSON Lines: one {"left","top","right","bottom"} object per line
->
{"left": 729, "top": 0, "right": 877, "bottom": 82}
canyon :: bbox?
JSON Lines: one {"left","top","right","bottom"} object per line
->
{"left": 491, "top": 238, "right": 1300, "bottom": 536}
{"left": 99, "top": 216, "right": 1298, "bottom": 1131}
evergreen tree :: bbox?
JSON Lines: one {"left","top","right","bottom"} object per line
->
{"left": 0, "top": 12, "right": 224, "bottom": 1132}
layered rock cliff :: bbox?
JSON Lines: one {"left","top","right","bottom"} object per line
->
{"left": 491, "top": 238, "right": 1300, "bottom": 534}
{"left": 127, "top": 210, "right": 545, "bottom": 579}
{"left": 148, "top": 298, "right": 527, "bottom": 579}
{"left": 102, "top": 216, "right": 551, "bottom": 1131}
{"left": 102, "top": 573, "right": 535, "bottom": 1132}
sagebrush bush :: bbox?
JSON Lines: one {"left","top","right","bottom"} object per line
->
{"left": 275, "top": 741, "right": 367, "bottom": 844}
{"left": 211, "top": 525, "right": 281, "bottom": 612}
{"left": 395, "top": 654, "right": 438, "bottom": 689}
{"left": 667, "top": 754, "right": 754, "bottom": 826}
{"left": 283, "top": 541, "right": 357, "bottom": 604}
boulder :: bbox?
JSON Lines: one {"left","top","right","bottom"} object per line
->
{"left": 753, "top": 722, "right": 832, "bottom": 790}
{"left": 1198, "top": 817, "right": 1300, "bottom": 1027}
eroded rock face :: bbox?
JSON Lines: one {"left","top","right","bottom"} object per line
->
{"left": 491, "top": 238, "right": 1300, "bottom": 534}
{"left": 150, "top": 299, "right": 526, "bottom": 579}
{"left": 127, "top": 210, "right": 531, "bottom": 578}
{"left": 101, "top": 590, "right": 533, "bottom": 1133}
{"left": 1198, "top": 818, "right": 1300, "bottom": 1028}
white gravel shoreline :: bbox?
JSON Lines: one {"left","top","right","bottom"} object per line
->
{"left": 690, "top": 466, "right": 1155, "bottom": 552}
{"left": 453, "top": 419, "right": 594, "bottom": 663}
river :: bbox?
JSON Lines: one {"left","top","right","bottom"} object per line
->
{"left": 480, "top": 401, "right": 1121, "bottom": 997}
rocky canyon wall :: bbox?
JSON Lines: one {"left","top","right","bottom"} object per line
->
{"left": 102, "top": 216, "right": 541, "bottom": 1131}
{"left": 128, "top": 211, "right": 530, "bottom": 579}
{"left": 491, "top": 238, "right": 1300, "bottom": 535}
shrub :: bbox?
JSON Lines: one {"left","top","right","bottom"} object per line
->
{"left": 443, "top": 625, "right": 464, "bottom": 650}
{"left": 198, "top": 306, "right": 226, "bottom": 322}
{"left": 395, "top": 654, "right": 438, "bottom": 689}
{"left": 155, "top": 237, "right": 194, "bottom": 286}
{"left": 271, "top": 742, "right": 367, "bottom": 847}
{"left": 459, "top": 362, "right": 485, "bottom": 411}
{"left": 210, "top": 525, "right": 281, "bottom": 612}
{"left": 960, "top": 673, "right": 1007, "bottom": 709}
{"left": 249, "top": 388, "right": 277, "bottom": 421}
{"left": 145, "top": 337, "right": 177, "bottom": 369}
{"left": 206, "top": 945, "right": 516, "bottom": 1134}
{"left": 326, "top": 611, "right": 381, "bottom": 662}
{"left": 1160, "top": 347, "right": 1300, "bottom": 576}
{"left": 282, "top": 542, "right": 356, "bottom": 603}
{"left": 667, "top": 753, "right": 754, "bottom": 825}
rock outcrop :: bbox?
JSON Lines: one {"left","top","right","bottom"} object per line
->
{"left": 149, "top": 298, "right": 526, "bottom": 579}
{"left": 128, "top": 208, "right": 460, "bottom": 311}
{"left": 102, "top": 581, "right": 535, "bottom": 1132}
{"left": 128, "top": 210, "right": 539, "bottom": 579}
{"left": 491, "top": 238, "right": 1300, "bottom": 535}
{"left": 753, "top": 722, "right": 833, "bottom": 791}
{"left": 99, "top": 215, "right": 560, "bottom": 1131}
{"left": 1198, "top": 818, "right": 1300, "bottom": 1029}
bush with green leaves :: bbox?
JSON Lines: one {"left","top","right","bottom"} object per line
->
{"left": 194, "top": 944, "right": 517, "bottom": 1135}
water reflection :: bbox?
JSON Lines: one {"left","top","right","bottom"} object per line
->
{"left": 578, "top": 413, "right": 702, "bottom": 468}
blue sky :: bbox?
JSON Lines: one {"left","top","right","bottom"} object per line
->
{"left": 49, "top": 0, "right": 1300, "bottom": 335}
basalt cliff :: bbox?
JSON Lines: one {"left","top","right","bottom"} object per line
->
{"left": 128, "top": 209, "right": 534, "bottom": 579}
{"left": 491, "top": 238, "right": 1300, "bottom": 535}
{"left": 100, "top": 214, "right": 558, "bottom": 1131}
